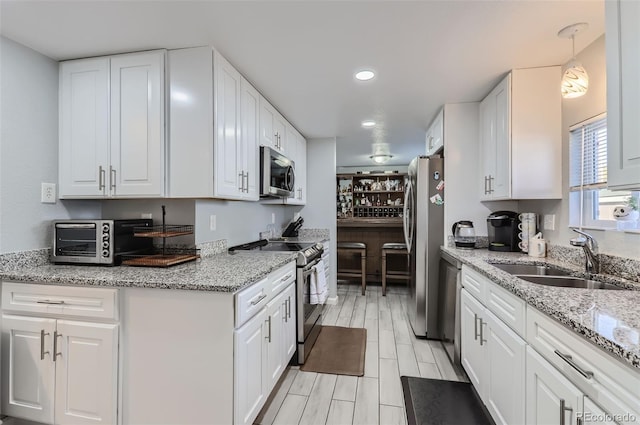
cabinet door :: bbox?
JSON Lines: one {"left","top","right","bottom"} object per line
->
{"left": 265, "top": 290, "right": 286, "bottom": 390}
{"left": 213, "top": 51, "right": 243, "bottom": 199}
{"left": 1, "top": 314, "right": 56, "bottom": 424}
{"left": 460, "top": 289, "right": 486, "bottom": 395}
{"left": 479, "top": 93, "right": 496, "bottom": 200}
{"left": 606, "top": 0, "right": 640, "bottom": 189}
{"left": 241, "top": 77, "right": 260, "bottom": 200}
{"left": 259, "top": 96, "right": 277, "bottom": 149}
{"left": 484, "top": 310, "right": 526, "bottom": 425}
{"left": 234, "top": 309, "right": 267, "bottom": 425}
{"left": 59, "top": 58, "right": 110, "bottom": 198}
{"left": 110, "top": 50, "right": 165, "bottom": 197}
{"left": 54, "top": 320, "right": 118, "bottom": 425}
{"left": 492, "top": 75, "right": 511, "bottom": 199}
{"left": 274, "top": 115, "right": 287, "bottom": 153}
{"left": 283, "top": 283, "right": 297, "bottom": 362}
{"left": 296, "top": 134, "right": 307, "bottom": 204}
{"left": 526, "top": 346, "right": 583, "bottom": 425}
{"left": 426, "top": 108, "right": 444, "bottom": 155}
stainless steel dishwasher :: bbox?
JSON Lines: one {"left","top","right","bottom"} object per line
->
{"left": 438, "top": 251, "right": 462, "bottom": 367}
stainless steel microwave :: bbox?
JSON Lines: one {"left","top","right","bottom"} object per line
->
{"left": 260, "top": 146, "right": 295, "bottom": 198}
{"left": 51, "top": 219, "right": 153, "bottom": 265}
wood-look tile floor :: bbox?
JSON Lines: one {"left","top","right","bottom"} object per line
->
{"left": 255, "top": 281, "right": 467, "bottom": 425}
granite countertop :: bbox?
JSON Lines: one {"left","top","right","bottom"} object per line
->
{"left": 0, "top": 251, "right": 297, "bottom": 293}
{"left": 441, "top": 246, "right": 640, "bottom": 370}
{"left": 277, "top": 228, "right": 330, "bottom": 243}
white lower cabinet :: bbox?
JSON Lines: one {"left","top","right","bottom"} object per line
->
{"left": 460, "top": 288, "right": 525, "bottom": 425}
{"left": 1, "top": 283, "right": 119, "bottom": 425}
{"left": 234, "top": 263, "right": 296, "bottom": 425}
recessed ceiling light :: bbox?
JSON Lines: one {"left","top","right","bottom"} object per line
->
{"left": 361, "top": 120, "right": 376, "bottom": 128}
{"left": 355, "top": 70, "right": 375, "bottom": 81}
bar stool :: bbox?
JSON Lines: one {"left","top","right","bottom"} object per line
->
{"left": 381, "top": 242, "right": 410, "bottom": 296}
{"left": 336, "top": 242, "right": 367, "bottom": 295}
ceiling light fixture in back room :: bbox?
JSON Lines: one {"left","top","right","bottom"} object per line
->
{"left": 558, "top": 22, "right": 589, "bottom": 99}
{"left": 370, "top": 143, "right": 393, "bottom": 164}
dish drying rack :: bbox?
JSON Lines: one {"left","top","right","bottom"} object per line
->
{"left": 122, "top": 206, "right": 200, "bottom": 267}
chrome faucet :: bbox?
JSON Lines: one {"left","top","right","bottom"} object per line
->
{"left": 570, "top": 228, "right": 600, "bottom": 274}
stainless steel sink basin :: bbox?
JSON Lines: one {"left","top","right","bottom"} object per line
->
{"left": 515, "top": 275, "right": 623, "bottom": 290}
{"left": 491, "top": 263, "right": 571, "bottom": 276}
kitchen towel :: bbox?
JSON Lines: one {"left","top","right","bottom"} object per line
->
{"left": 310, "top": 259, "right": 328, "bottom": 304}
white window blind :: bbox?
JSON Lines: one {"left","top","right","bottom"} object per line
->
{"left": 569, "top": 114, "right": 607, "bottom": 191}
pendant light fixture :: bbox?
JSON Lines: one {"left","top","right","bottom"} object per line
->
{"left": 558, "top": 22, "right": 589, "bottom": 99}
{"left": 370, "top": 143, "right": 393, "bottom": 164}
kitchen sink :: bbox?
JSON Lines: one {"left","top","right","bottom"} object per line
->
{"left": 515, "top": 275, "right": 624, "bottom": 290}
{"left": 491, "top": 263, "right": 571, "bottom": 276}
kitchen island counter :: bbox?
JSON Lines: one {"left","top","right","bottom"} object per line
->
{"left": 442, "top": 246, "right": 640, "bottom": 370}
{"left": 0, "top": 250, "right": 297, "bottom": 293}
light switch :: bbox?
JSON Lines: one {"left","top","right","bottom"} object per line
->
{"left": 210, "top": 215, "right": 217, "bottom": 231}
{"left": 543, "top": 214, "right": 556, "bottom": 231}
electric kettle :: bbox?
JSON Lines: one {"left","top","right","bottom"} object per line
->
{"left": 452, "top": 221, "right": 476, "bottom": 248}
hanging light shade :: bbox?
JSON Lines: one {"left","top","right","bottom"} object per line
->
{"left": 558, "top": 23, "right": 589, "bottom": 99}
{"left": 370, "top": 143, "right": 393, "bottom": 164}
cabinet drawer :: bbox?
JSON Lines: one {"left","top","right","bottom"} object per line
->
{"left": 269, "top": 262, "right": 296, "bottom": 296}
{"left": 1, "top": 282, "right": 118, "bottom": 321}
{"left": 461, "top": 266, "right": 486, "bottom": 303}
{"left": 235, "top": 277, "right": 269, "bottom": 328}
{"left": 484, "top": 280, "right": 526, "bottom": 337}
{"left": 526, "top": 306, "right": 640, "bottom": 420}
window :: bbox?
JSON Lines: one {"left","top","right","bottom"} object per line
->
{"left": 569, "top": 113, "right": 640, "bottom": 230}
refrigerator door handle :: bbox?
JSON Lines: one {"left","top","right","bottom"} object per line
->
{"left": 403, "top": 179, "right": 413, "bottom": 253}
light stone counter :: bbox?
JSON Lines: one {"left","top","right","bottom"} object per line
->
{"left": 441, "top": 246, "right": 640, "bottom": 369}
{"left": 0, "top": 250, "right": 297, "bottom": 293}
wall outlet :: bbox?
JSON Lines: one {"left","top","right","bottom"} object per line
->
{"left": 41, "top": 183, "right": 56, "bottom": 204}
{"left": 141, "top": 213, "right": 153, "bottom": 219}
{"left": 543, "top": 214, "right": 556, "bottom": 231}
{"left": 210, "top": 214, "right": 217, "bottom": 231}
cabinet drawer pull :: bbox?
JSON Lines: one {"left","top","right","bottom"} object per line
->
{"left": 53, "top": 331, "right": 62, "bottom": 362}
{"left": 559, "top": 398, "right": 573, "bottom": 425}
{"left": 40, "top": 330, "right": 50, "bottom": 360}
{"left": 36, "top": 300, "right": 65, "bottom": 305}
{"left": 265, "top": 316, "right": 272, "bottom": 343}
{"left": 250, "top": 293, "right": 267, "bottom": 306}
{"left": 554, "top": 350, "right": 594, "bottom": 379}
{"left": 280, "top": 273, "right": 293, "bottom": 283}
{"left": 99, "top": 166, "right": 106, "bottom": 191}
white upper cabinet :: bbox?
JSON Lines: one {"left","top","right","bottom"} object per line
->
{"left": 425, "top": 108, "right": 444, "bottom": 156}
{"left": 168, "top": 47, "right": 258, "bottom": 200}
{"left": 59, "top": 50, "right": 166, "bottom": 199}
{"left": 606, "top": 0, "right": 640, "bottom": 190}
{"left": 259, "top": 96, "right": 287, "bottom": 153}
{"left": 479, "top": 67, "right": 562, "bottom": 200}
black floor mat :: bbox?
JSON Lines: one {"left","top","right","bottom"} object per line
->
{"left": 401, "top": 376, "right": 495, "bottom": 425}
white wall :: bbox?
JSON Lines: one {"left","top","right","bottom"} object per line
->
{"left": 0, "top": 36, "right": 101, "bottom": 253}
{"left": 443, "top": 102, "right": 519, "bottom": 242}
{"left": 302, "top": 138, "right": 337, "bottom": 299}
{"left": 519, "top": 35, "right": 640, "bottom": 259}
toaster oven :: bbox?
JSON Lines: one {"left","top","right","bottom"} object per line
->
{"left": 51, "top": 219, "right": 153, "bottom": 265}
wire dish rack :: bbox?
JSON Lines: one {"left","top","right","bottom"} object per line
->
{"left": 121, "top": 206, "right": 200, "bottom": 268}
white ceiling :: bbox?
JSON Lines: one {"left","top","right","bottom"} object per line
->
{"left": 0, "top": 0, "right": 605, "bottom": 167}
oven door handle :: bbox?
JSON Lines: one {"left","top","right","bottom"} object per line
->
{"left": 303, "top": 258, "right": 323, "bottom": 278}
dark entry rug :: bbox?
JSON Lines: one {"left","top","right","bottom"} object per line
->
{"left": 401, "top": 376, "right": 494, "bottom": 425}
{"left": 300, "top": 326, "right": 366, "bottom": 376}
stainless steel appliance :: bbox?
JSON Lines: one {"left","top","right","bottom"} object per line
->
{"left": 260, "top": 146, "right": 295, "bottom": 198}
{"left": 438, "top": 251, "right": 462, "bottom": 367}
{"left": 51, "top": 219, "right": 153, "bottom": 265}
{"left": 229, "top": 239, "right": 325, "bottom": 364}
{"left": 487, "top": 211, "right": 520, "bottom": 252}
{"left": 403, "top": 156, "right": 444, "bottom": 338}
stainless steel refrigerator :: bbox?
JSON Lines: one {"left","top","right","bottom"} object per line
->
{"left": 403, "top": 155, "right": 444, "bottom": 338}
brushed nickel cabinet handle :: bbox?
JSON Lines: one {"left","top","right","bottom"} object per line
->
{"left": 265, "top": 316, "right": 272, "bottom": 343}
{"left": 99, "top": 166, "right": 105, "bottom": 190}
{"left": 287, "top": 296, "right": 292, "bottom": 319}
{"left": 554, "top": 350, "right": 594, "bottom": 379}
{"left": 40, "top": 330, "right": 50, "bottom": 360}
{"left": 250, "top": 293, "right": 267, "bottom": 306}
{"left": 479, "top": 319, "right": 487, "bottom": 346}
{"left": 559, "top": 398, "right": 572, "bottom": 425}
{"left": 53, "top": 331, "right": 62, "bottom": 362}
{"left": 36, "top": 300, "right": 65, "bottom": 305}
{"left": 238, "top": 172, "right": 244, "bottom": 191}
{"left": 474, "top": 313, "right": 480, "bottom": 341}
{"left": 243, "top": 172, "right": 249, "bottom": 193}
{"left": 109, "top": 166, "right": 116, "bottom": 190}
{"left": 484, "top": 176, "right": 489, "bottom": 195}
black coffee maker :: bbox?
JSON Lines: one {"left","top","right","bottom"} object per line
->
{"left": 487, "top": 211, "right": 520, "bottom": 252}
